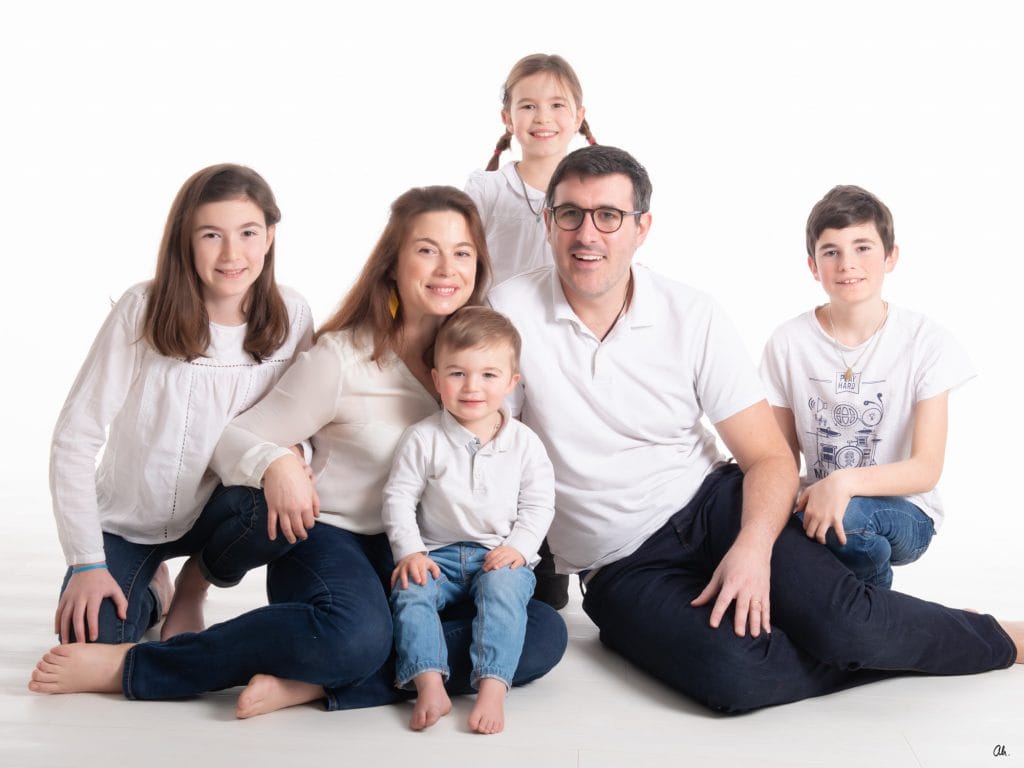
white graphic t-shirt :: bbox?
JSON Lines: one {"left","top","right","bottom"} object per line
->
{"left": 760, "top": 304, "right": 975, "bottom": 530}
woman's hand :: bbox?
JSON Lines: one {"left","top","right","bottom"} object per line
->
{"left": 263, "top": 453, "right": 319, "bottom": 543}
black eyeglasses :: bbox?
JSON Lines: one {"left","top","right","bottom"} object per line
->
{"left": 548, "top": 205, "right": 644, "bottom": 234}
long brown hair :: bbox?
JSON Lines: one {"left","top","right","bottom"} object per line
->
{"left": 485, "top": 53, "right": 596, "bottom": 172}
{"left": 143, "top": 164, "right": 289, "bottom": 362}
{"left": 316, "top": 186, "right": 492, "bottom": 364}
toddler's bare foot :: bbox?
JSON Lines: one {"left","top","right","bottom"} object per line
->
{"left": 151, "top": 562, "right": 173, "bottom": 618}
{"left": 410, "top": 672, "right": 451, "bottom": 731}
{"left": 27, "top": 643, "right": 132, "bottom": 694}
{"left": 236, "top": 674, "right": 325, "bottom": 719}
{"left": 160, "top": 557, "right": 209, "bottom": 640}
{"left": 468, "top": 677, "right": 507, "bottom": 735}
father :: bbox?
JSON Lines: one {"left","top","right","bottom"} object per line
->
{"left": 488, "top": 145, "right": 1019, "bottom": 711}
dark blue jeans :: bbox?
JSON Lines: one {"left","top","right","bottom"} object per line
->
{"left": 61, "top": 485, "right": 293, "bottom": 643}
{"left": 123, "top": 520, "right": 567, "bottom": 708}
{"left": 582, "top": 464, "right": 1015, "bottom": 713}
{"left": 813, "top": 495, "right": 935, "bottom": 588}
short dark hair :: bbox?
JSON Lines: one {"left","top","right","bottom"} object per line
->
{"left": 546, "top": 145, "right": 652, "bottom": 214}
{"left": 806, "top": 185, "right": 895, "bottom": 258}
{"left": 434, "top": 306, "right": 521, "bottom": 373}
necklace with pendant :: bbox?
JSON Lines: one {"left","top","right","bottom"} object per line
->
{"left": 600, "top": 272, "right": 634, "bottom": 342}
{"left": 513, "top": 162, "right": 544, "bottom": 222}
{"left": 826, "top": 302, "right": 889, "bottom": 382}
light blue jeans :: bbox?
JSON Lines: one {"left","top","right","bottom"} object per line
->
{"left": 813, "top": 495, "right": 935, "bottom": 588}
{"left": 390, "top": 542, "right": 536, "bottom": 690}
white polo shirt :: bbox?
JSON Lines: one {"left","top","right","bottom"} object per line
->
{"left": 489, "top": 265, "right": 766, "bottom": 573}
{"left": 382, "top": 406, "right": 555, "bottom": 566}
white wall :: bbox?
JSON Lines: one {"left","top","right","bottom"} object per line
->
{"left": 3, "top": 0, "right": 1020, "bottom": 606}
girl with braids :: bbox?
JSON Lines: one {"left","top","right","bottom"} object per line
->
{"left": 465, "top": 53, "right": 595, "bottom": 286}
{"left": 42, "top": 164, "right": 313, "bottom": 647}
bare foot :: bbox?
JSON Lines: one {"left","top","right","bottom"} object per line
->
{"left": 410, "top": 671, "right": 451, "bottom": 731}
{"left": 999, "top": 620, "right": 1024, "bottom": 663}
{"left": 151, "top": 562, "right": 173, "bottom": 618}
{"left": 160, "top": 557, "right": 209, "bottom": 640}
{"left": 236, "top": 674, "right": 324, "bottom": 719}
{"left": 468, "top": 677, "right": 507, "bottom": 734}
{"left": 27, "top": 643, "right": 132, "bottom": 694}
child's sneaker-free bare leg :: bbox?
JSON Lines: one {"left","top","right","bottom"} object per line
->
{"left": 468, "top": 676, "right": 507, "bottom": 734}
{"left": 160, "top": 555, "right": 209, "bottom": 639}
{"left": 28, "top": 643, "right": 132, "bottom": 694}
{"left": 410, "top": 670, "right": 451, "bottom": 731}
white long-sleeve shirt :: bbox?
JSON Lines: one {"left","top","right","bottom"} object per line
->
{"left": 381, "top": 407, "right": 555, "bottom": 566}
{"left": 465, "top": 163, "right": 551, "bottom": 286}
{"left": 49, "top": 282, "right": 313, "bottom": 565}
{"left": 213, "top": 328, "right": 442, "bottom": 534}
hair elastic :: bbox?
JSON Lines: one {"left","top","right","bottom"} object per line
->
{"left": 72, "top": 563, "right": 109, "bottom": 574}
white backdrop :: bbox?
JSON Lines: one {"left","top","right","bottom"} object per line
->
{"left": 3, "top": 1, "right": 1020, "bottom": 607}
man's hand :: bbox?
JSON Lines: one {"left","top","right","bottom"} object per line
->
{"left": 691, "top": 534, "right": 772, "bottom": 637}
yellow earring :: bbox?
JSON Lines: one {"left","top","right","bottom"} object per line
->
{"left": 388, "top": 287, "right": 400, "bottom": 319}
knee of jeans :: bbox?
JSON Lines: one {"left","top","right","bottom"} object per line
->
{"left": 313, "top": 603, "right": 394, "bottom": 679}
{"left": 828, "top": 527, "right": 891, "bottom": 566}
{"left": 390, "top": 575, "right": 442, "bottom": 610}
{"left": 475, "top": 566, "right": 536, "bottom": 604}
{"left": 841, "top": 497, "right": 879, "bottom": 531}
{"left": 791, "top": 582, "right": 888, "bottom": 667}
{"left": 679, "top": 645, "right": 779, "bottom": 714}
{"left": 513, "top": 601, "right": 568, "bottom": 686}
{"left": 63, "top": 600, "right": 146, "bottom": 645}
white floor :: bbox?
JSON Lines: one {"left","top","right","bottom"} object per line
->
{"left": 3, "top": 494, "right": 1021, "bottom": 768}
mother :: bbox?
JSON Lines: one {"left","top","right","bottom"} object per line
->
{"left": 30, "top": 186, "right": 567, "bottom": 717}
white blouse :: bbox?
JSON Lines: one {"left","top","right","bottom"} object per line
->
{"left": 465, "top": 162, "right": 551, "bottom": 287}
{"left": 213, "top": 328, "right": 442, "bottom": 535}
{"left": 49, "top": 282, "right": 313, "bottom": 565}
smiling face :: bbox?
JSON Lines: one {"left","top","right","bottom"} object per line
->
{"left": 392, "top": 210, "right": 478, "bottom": 327}
{"left": 502, "top": 72, "right": 585, "bottom": 164}
{"left": 546, "top": 172, "right": 651, "bottom": 312}
{"left": 431, "top": 342, "right": 520, "bottom": 435}
{"left": 191, "top": 197, "right": 274, "bottom": 323}
{"left": 809, "top": 221, "right": 898, "bottom": 309}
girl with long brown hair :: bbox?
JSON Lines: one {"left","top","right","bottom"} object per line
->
{"left": 44, "top": 163, "right": 312, "bottom": 646}
{"left": 31, "top": 185, "right": 566, "bottom": 719}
